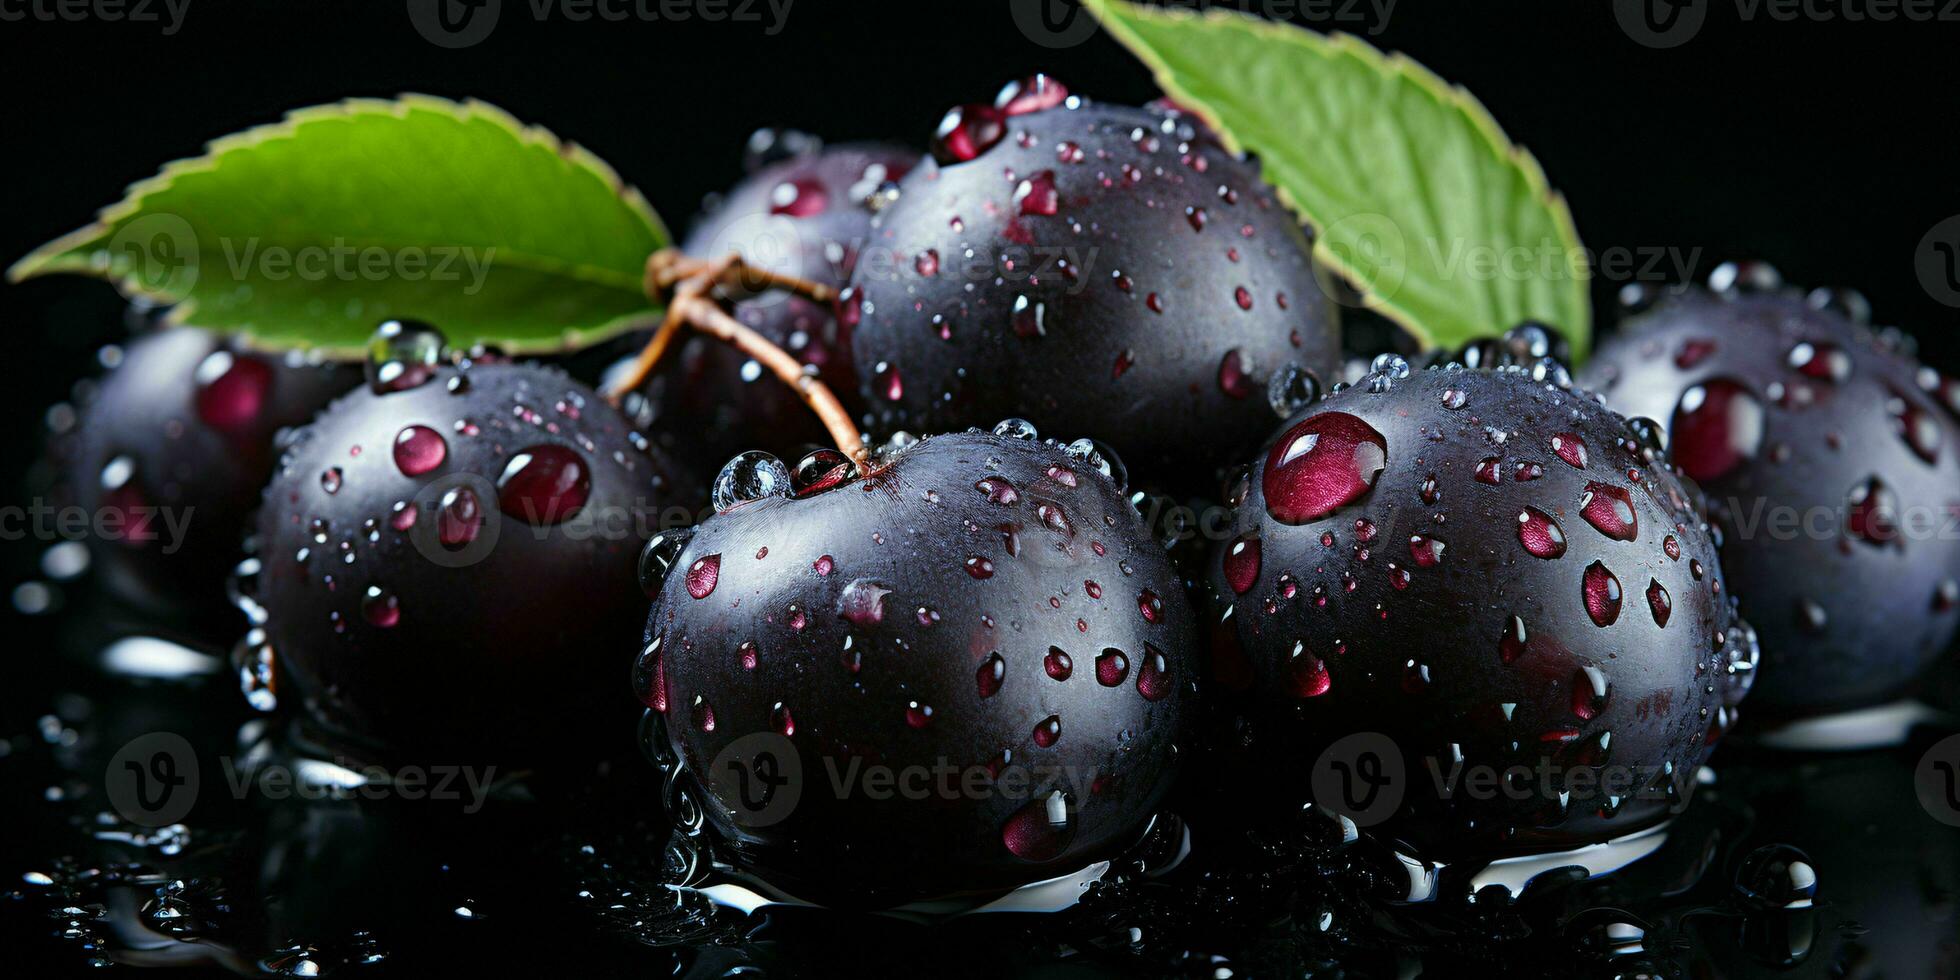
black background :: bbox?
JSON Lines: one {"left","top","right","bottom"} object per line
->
{"left": 3, "top": 0, "right": 1957, "bottom": 616}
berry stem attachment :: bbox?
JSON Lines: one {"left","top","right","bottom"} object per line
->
{"left": 644, "top": 248, "right": 837, "bottom": 305}
{"left": 606, "top": 249, "right": 868, "bottom": 466}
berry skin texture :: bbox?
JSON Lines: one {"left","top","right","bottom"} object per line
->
{"left": 847, "top": 90, "right": 1340, "bottom": 482}
{"left": 1210, "top": 366, "right": 1752, "bottom": 863}
{"left": 633, "top": 140, "right": 918, "bottom": 461}
{"left": 252, "top": 362, "right": 696, "bottom": 763}
{"left": 63, "top": 325, "right": 358, "bottom": 619}
{"left": 641, "top": 429, "right": 1195, "bottom": 908}
{"left": 1581, "top": 284, "right": 1960, "bottom": 719}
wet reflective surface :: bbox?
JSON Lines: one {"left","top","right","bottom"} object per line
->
{"left": 5, "top": 597, "right": 1959, "bottom": 978}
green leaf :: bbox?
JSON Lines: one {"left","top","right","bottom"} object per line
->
{"left": 1088, "top": 0, "right": 1591, "bottom": 358}
{"left": 9, "top": 95, "right": 666, "bottom": 357}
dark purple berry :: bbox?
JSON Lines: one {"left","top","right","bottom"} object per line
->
{"left": 639, "top": 426, "right": 1194, "bottom": 907}
{"left": 1580, "top": 271, "right": 1960, "bottom": 719}
{"left": 848, "top": 85, "right": 1340, "bottom": 482}
{"left": 61, "top": 324, "right": 358, "bottom": 619}
{"left": 249, "top": 361, "right": 697, "bottom": 763}
{"left": 1209, "top": 365, "right": 1752, "bottom": 864}
{"left": 624, "top": 137, "right": 919, "bottom": 461}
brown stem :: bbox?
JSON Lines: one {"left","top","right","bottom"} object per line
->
{"left": 678, "top": 297, "right": 867, "bottom": 465}
{"left": 607, "top": 249, "right": 867, "bottom": 466}
{"left": 644, "top": 248, "right": 837, "bottom": 305}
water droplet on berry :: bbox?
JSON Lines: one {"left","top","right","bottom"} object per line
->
{"left": 392, "top": 424, "right": 447, "bottom": 476}
{"left": 497, "top": 445, "right": 590, "bottom": 525}
{"left": 1517, "top": 507, "right": 1568, "bottom": 559}
{"left": 1263, "top": 412, "right": 1388, "bottom": 524}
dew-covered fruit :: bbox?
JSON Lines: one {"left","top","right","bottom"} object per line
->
{"left": 623, "top": 135, "right": 919, "bottom": 460}
{"left": 846, "top": 80, "right": 1340, "bottom": 482}
{"left": 60, "top": 325, "right": 358, "bottom": 619}
{"left": 1581, "top": 274, "right": 1960, "bottom": 719}
{"left": 248, "top": 361, "right": 696, "bottom": 762}
{"left": 1209, "top": 364, "right": 1754, "bottom": 865}
{"left": 640, "top": 427, "right": 1195, "bottom": 907}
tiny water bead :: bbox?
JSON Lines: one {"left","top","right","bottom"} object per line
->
{"left": 1044, "top": 647, "right": 1074, "bottom": 680}
{"left": 361, "top": 586, "right": 400, "bottom": 628}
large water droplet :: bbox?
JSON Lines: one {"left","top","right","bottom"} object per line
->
{"left": 1001, "top": 791, "right": 1074, "bottom": 861}
{"left": 685, "top": 554, "right": 722, "bottom": 599}
{"left": 1263, "top": 412, "right": 1388, "bottom": 525}
{"left": 1583, "top": 562, "right": 1623, "bottom": 626}
{"left": 365, "top": 319, "right": 445, "bottom": 394}
{"left": 1267, "top": 364, "right": 1321, "bottom": 418}
{"left": 497, "top": 445, "right": 591, "bottom": 525}
{"left": 638, "top": 528, "right": 694, "bottom": 597}
{"left": 840, "top": 579, "right": 891, "bottom": 626}
{"left": 931, "top": 103, "right": 1005, "bottom": 163}
{"left": 193, "top": 350, "right": 273, "bottom": 433}
{"left": 393, "top": 424, "right": 447, "bottom": 476}
{"left": 977, "top": 652, "right": 1005, "bottom": 698}
{"left": 1095, "top": 649, "right": 1130, "bottom": 686}
{"left": 1671, "top": 378, "right": 1765, "bottom": 482}
{"left": 1222, "top": 533, "right": 1262, "bottom": 594}
{"left": 1579, "top": 481, "right": 1638, "bottom": 541}
{"left": 714, "top": 451, "right": 792, "bottom": 511}
{"left": 1517, "top": 507, "right": 1568, "bottom": 559}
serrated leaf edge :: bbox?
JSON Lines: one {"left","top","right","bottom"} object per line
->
{"left": 7, "top": 94, "right": 668, "bottom": 357}
{"left": 1088, "top": 0, "right": 1590, "bottom": 356}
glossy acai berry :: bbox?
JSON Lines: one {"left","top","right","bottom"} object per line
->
{"left": 1209, "top": 363, "right": 1754, "bottom": 866}
{"left": 61, "top": 324, "right": 358, "bottom": 619}
{"left": 846, "top": 79, "right": 1340, "bottom": 483}
{"left": 625, "top": 135, "right": 918, "bottom": 461}
{"left": 248, "top": 360, "right": 696, "bottom": 763}
{"left": 1581, "top": 270, "right": 1960, "bottom": 719}
{"left": 639, "top": 425, "right": 1196, "bottom": 908}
